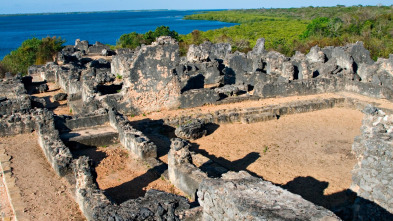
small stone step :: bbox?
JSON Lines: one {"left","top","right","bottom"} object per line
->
{"left": 240, "top": 112, "right": 277, "bottom": 124}
{"left": 60, "top": 126, "right": 119, "bottom": 149}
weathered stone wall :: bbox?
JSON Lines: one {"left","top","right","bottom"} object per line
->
{"left": 179, "top": 88, "right": 220, "bottom": 109}
{"left": 120, "top": 36, "right": 181, "bottom": 113}
{"left": 28, "top": 63, "right": 59, "bottom": 82}
{"left": 0, "top": 77, "right": 28, "bottom": 99}
{"left": 87, "top": 42, "right": 109, "bottom": 55}
{"left": 165, "top": 97, "right": 346, "bottom": 126}
{"left": 108, "top": 109, "right": 157, "bottom": 159}
{"left": 56, "top": 66, "right": 83, "bottom": 95}
{"left": 255, "top": 78, "right": 341, "bottom": 98}
{"left": 0, "top": 77, "right": 31, "bottom": 116}
{"left": 0, "top": 76, "right": 34, "bottom": 135}
{"left": 351, "top": 106, "right": 393, "bottom": 217}
{"left": 35, "top": 109, "right": 73, "bottom": 177}
{"left": 198, "top": 171, "right": 340, "bottom": 221}
{"left": 344, "top": 80, "right": 393, "bottom": 100}
{"left": 0, "top": 112, "right": 36, "bottom": 136}
{"left": 27, "top": 37, "right": 393, "bottom": 116}
{"left": 1, "top": 108, "right": 74, "bottom": 177}
{"left": 111, "top": 51, "right": 136, "bottom": 77}
{"left": 168, "top": 138, "right": 208, "bottom": 200}
{"left": 187, "top": 41, "right": 231, "bottom": 63}
{"left": 55, "top": 109, "right": 109, "bottom": 133}
{"left": 0, "top": 95, "right": 31, "bottom": 116}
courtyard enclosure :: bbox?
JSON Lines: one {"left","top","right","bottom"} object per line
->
{"left": 0, "top": 36, "right": 393, "bottom": 220}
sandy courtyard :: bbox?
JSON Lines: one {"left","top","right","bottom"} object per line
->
{"left": 192, "top": 107, "right": 363, "bottom": 208}
{"left": 72, "top": 145, "right": 185, "bottom": 204}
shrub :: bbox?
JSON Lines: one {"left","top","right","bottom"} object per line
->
{"left": 1, "top": 36, "right": 65, "bottom": 75}
{"left": 36, "top": 37, "right": 65, "bottom": 64}
{"left": 117, "top": 26, "right": 180, "bottom": 49}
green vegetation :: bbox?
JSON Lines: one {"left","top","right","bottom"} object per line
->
{"left": 117, "top": 25, "right": 179, "bottom": 49}
{"left": 2, "top": 6, "right": 392, "bottom": 77}
{"left": 263, "top": 146, "right": 269, "bottom": 154}
{"left": 183, "top": 6, "right": 393, "bottom": 59}
{"left": 0, "top": 36, "right": 65, "bottom": 76}
{"left": 181, "top": 19, "right": 307, "bottom": 54}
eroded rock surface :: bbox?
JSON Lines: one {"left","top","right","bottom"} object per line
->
{"left": 198, "top": 171, "right": 341, "bottom": 221}
{"left": 120, "top": 36, "right": 181, "bottom": 113}
{"left": 351, "top": 106, "right": 393, "bottom": 219}
{"left": 175, "top": 119, "right": 207, "bottom": 140}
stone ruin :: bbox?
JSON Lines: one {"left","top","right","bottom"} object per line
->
{"left": 1, "top": 36, "right": 393, "bottom": 220}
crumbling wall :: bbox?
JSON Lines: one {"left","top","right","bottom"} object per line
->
{"left": 0, "top": 76, "right": 35, "bottom": 135}
{"left": 1, "top": 108, "right": 74, "bottom": 177}
{"left": 0, "top": 95, "right": 31, "bottom": 116}
{"left": 221, "top": 39, "right": 393, "bottom": 103}
{"left": 198, "top": 171, "right": 340, "bottom": 221}
{"left": 35, "top": 109, "right": 73, "bottom": 177}
{"left": 165, "top": 97, "right": 346, "bottom": 126}
{"left": 0, "top": 77, "right": 31, "bottom": 115}
{"left": 120, "top": 36, "right": 181, "bottom": 113}
{"left": 0, "top": 76, "right": 28, "bottom": 99}
{"left": 56, "top": 66, "right": 82, "bottom": 95}
{"left": 255, "top": 78, "right": 341, "bottom": 98}
{"left": 179, "top": 88, "right": 220, "bottom": 109}
{"left": 187, "top": 41, "right": 231, "bottom": 63}
{"left": 55, "top": 109, "right": 109, "bottom": 133}
{"left": 108, "top": 109, "right": 157, "bottom": 159}
{"left": 28, "top": 63, "right": 59, "bottom": 82}
{"left": 351, "top": 106, "right": 393, "bottom": 218}
{"left": 168, "top": 138, "right": 208, "bottom": 200}
{"left": 111, "top": 51, "right": 136, "bottom": 77}
{"left": 0, "top": 112, "right": 36, "bottom": 136}
{"left": 74, "top": 156, "right": 114, "bottom": 220}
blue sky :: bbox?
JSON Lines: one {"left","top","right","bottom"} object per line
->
{"left": 1, "top": 0, "right": 392, "bottom": 14}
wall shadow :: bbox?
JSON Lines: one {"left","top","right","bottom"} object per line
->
{"left": 71, "top": 147, "right": 107, "bottom": 167}
{"left": 31, "top": 95, "right": 61, "bottom": 109}
{"left": 281, "top": 176, "right": 393, "bottom": 221}
{"left": 190, "top": 142, "right": 261, "bottom": 178}
{"left": 103, "top": 164, "right": 167, "bottom": 204}
{"left": 205, "top": 123, "right": 220, "bottom": 136}
{"left": 129, "top": 119, "right": 220, "bottom": 159}
{"left": 281, "top": 176, "right": 354, "bottom": 209}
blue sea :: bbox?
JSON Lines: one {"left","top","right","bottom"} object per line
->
{"left": 0, "top": 10, "right": 236, "bottom": 59}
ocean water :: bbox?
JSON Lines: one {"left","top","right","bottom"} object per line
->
{"left": 0, "top": 10, "right": 236, "bottom": 59}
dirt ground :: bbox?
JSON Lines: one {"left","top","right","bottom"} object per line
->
{"left": 72, "top": 145, "right": 185, "bottom": 204}
{"left": 32, "top": 82, "right": 71, "bottom": 116}
{"left": 0, "top": 134, "right": 85, "bottom": 220}
{"left": 192, "top": 107, "right": 363, "bottom": 208}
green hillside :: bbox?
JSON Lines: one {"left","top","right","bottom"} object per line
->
{"left": 182, "top": 6, "right": 393, "bottom": 59}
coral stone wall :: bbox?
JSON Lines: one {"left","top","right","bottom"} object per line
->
{"left": 351, "top": 106, "right": 393, "bottom": 215}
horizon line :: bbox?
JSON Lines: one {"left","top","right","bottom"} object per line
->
{"left": 0, "top": 9, "right": 230, "bottom": 17}
{"left": 1, "top": 4, "right": 388, "bottom": 16}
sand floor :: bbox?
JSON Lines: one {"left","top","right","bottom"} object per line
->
{"left": 192, "top": 108, "right": 363, "bottom": 208}
{"left": 0, "top": 134, "right": 85, "bottom": 220}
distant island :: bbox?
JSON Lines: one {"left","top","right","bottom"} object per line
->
{"left": 0, "top": 9, "right": 226, "bottom": 17}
